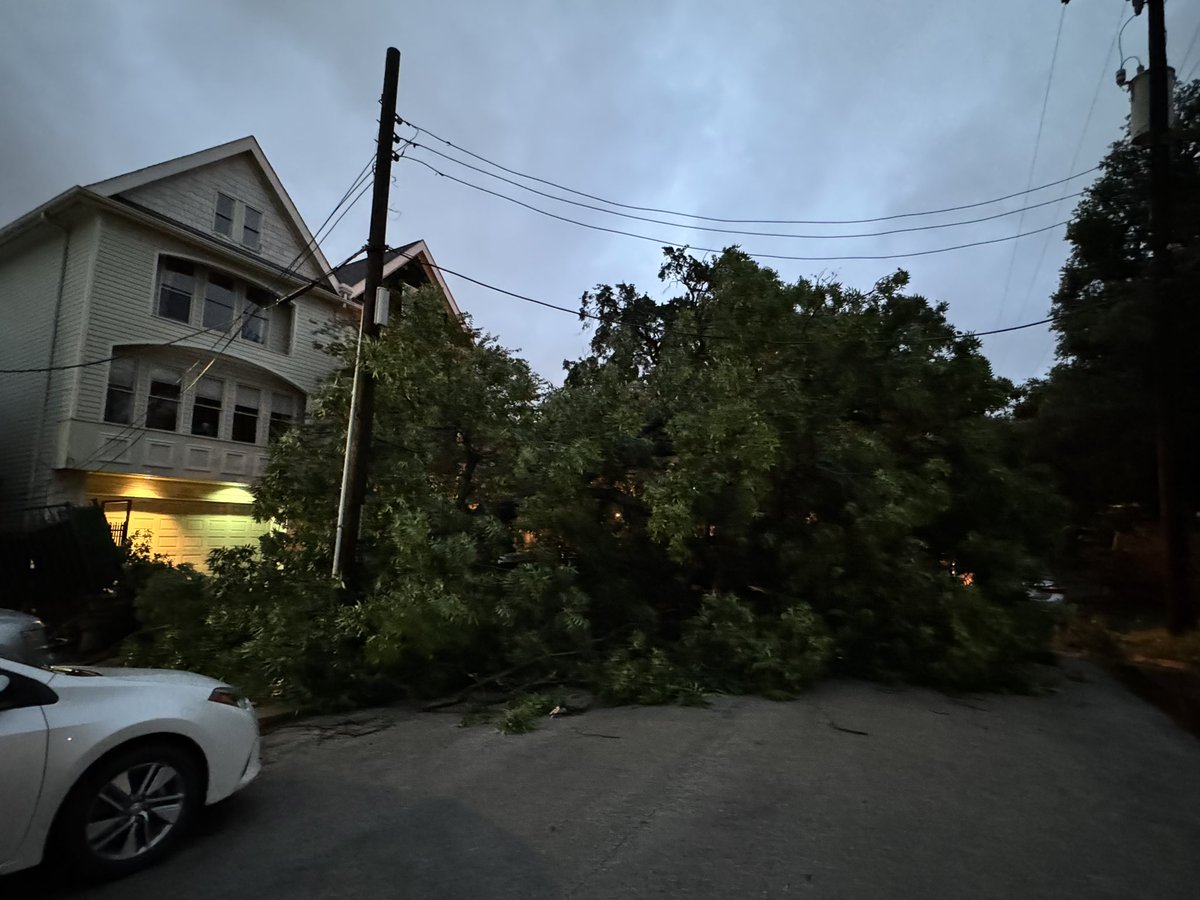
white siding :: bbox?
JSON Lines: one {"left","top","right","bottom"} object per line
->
{"left": 0, "top": 233, "right": 61, "bottom": 523}
{"left": 72, "top": 212, "right": 341, "bottom": 434}
{"left": 0, "top": 217, "right": 99, "bottom": 524}
{"left": 115, "top": 153, "right": 325, "bottom": 282}
{"left": 63, "top": 346, "right": 302, "bottom": 485}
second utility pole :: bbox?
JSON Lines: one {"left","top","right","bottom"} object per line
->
{"left": 1144, "top": 0, "right": 1194, "bottom": 632}
{"left": 333, "top": 46, "right": 401, "bottom": 586}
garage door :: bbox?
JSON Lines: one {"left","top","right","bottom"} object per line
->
{"left": 106, "top": 503, "right": 266, "bottom": 570}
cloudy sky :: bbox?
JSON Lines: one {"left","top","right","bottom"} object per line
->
{"left": 3, "top": 0, "right": 1199, "bottom": 384}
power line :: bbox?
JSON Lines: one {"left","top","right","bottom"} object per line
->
{"left": 403, "top": 155, "right": 1072, "bottom": 263}
{"left": 1, "top": 323, "right": 227, "bottom": 374}
{"left": 994, "top": 0, "right": 1068, "bottom": 328}
{"left": 1012, "top": 0, "right": 1128, "bottom": 336}
{"left": 410, "top": 254, "right": 1110, "bottom": 347}
{"left": 1179, "top": 17, "right": 1200, "bottom": 76}
{"left": 275, "top": 154, "right": 374, "bottom": 286}
{"left": 405, "top": 139, "right": 1084, "bottom": 241}
{"left": 399, "top": 117, "right": 1099, "bottom": 226}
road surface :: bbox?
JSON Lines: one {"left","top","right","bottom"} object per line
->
{"left": 8, "top": 657, "right": 1200, "bottom": 899}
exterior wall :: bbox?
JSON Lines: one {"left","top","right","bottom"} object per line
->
{"left": 70, "top": 211, "right": 342, "bottom": 434}
{"left": 116, "top": 155, "right": 325, "bottom": 282}
{"left": 61, "top": 347, "right": 300, "bottom": 486}
{"left": 0, "top": 215, "right": 99, "bottom": 526}
{"left": 42, "top": 210, "right": 345, "bottom": 501}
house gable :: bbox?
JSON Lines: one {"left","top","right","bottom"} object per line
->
{"left": 87, "top": 138, "right": 333, "bottom": 286}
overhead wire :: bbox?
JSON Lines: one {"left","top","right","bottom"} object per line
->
{"left": 274, "top": 153, "right": 374, "bottom": 287}
{"left": 1179, "top": 17, "right": 1200, "bottom": 77}
{"left": 399, "top": 117, "right": 1099, "bottom": 227}
{"left": 408, "top": 253, "right": 1116, "bottom": 348}
{"left": 404, "top": 137, "right": 1084, "bottom": 241}
{"left": 994, "top": 0, "right": 1068, "bottom": 329}
{"left": 1016, "top": 0, "right": 1129, "bottom": 378}
{"left": 402, "top": 155, "right": 1071, "bottom": 263}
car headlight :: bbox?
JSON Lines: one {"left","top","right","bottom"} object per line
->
{"left": 208, "top": 686, "right": 254, "bottom": 711}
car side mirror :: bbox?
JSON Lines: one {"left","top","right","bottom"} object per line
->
{"left": 0, "top": 674, "right": 10, "bottom": 692}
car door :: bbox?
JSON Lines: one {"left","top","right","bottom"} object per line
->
{"left": 0, "top": 663, "right": 51, "bottom": 867}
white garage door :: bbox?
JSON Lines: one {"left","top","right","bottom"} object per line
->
{"left": 109, "top": 503, "right": 266, "bottom": 570}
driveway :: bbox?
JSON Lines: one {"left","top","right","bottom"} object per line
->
{"left": 7, "top": 657, "right": 1200, "bottom": 899}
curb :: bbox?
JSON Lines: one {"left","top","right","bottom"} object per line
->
{"left": 255, "top": 704, "right": 302, "bottom": 733}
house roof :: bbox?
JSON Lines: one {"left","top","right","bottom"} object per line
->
{"left": 333, "top": 240, "right": 464, "bottom": 323}
{"left": 86, "top": 136, "right": 336, "bottom": 291}
{"left": 333, "top": 242, "right": 420, "bottom": 289}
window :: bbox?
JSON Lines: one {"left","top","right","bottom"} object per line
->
{"left": 103, "top": 358, "right": 137, "bottom": 424}
{"left": 157, "top": 259, "right": 195, "bottom": 323}
{"left": 146, "top": 368, "right": 182, "bottom": 431}
{"left": 242, "top": 206, "right": 262, "bottom": 251}
{"left": 242, "top": 286, "right": 270, "bottom": 344}
{"left": 232, "top": 385, "right": 260, "bottom": 443}
{"left": 213, "top": 193, "right": 264, "bottom": 252}
{"left": 203, "top": 273, "right": 236, "bottom": 331}
{"left": 153, "top": 258, "right": 287, "bottom": 352}
{"left": 191, "top": 376, "right": 223, "bottom": 437}
{"left": 214, "top": 193, "right": 235, "bottom": 237}
{"left": 269, "top": 392, "right": 299, "bottom": 442}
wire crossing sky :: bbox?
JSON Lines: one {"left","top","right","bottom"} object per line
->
{"left": 2, "top": 0, "right": 1197, "bottom": 383}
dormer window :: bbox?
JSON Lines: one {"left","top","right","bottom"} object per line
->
{"left": 213, "top": 193, "right": 263, "bottom": 253}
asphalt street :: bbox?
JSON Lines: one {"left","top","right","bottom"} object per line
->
{"left": 8, "top": 657, "right": 1200, "bottom": 899}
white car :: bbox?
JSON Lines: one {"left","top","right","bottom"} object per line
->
{"left": 0, "top": 653, "right": 261, "bottom": 881}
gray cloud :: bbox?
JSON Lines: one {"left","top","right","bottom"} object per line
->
{"left": 2, "top": 0, "right": 1195, "bottom": 384}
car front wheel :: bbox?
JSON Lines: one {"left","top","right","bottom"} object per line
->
{"left": 54, "top": 742, "right": 203, "bottom": 881}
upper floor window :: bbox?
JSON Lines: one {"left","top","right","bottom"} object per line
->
{"left": 214, "top": 193, "right": 235, "bottom": 238}
{"left": 158, "top": 259, "right": 195, "bottom": 323}
{"left": 100, "top": 355, "right": 304, "bottom": 447}
{"left": 154, "top": 256, "right": 291, "bottom": 354}
{"left": 191, "top": 376, "right": 223, "bottom": 437}
{"left": 242, "top": 206, "right": 262, "bottom": 252}
{"left": 203, "top": 273, "right": 236, "bottom": 331}
{"left": 146, "top": 367, "right": 183, "bottom": 432}
{"left": 103, "top": 358, "right": 137, "bottom": 425}
{"left": 269, "top": 392, "right": 300, "bottom": 442}
{"left": 213, "top": 193, "right": 264, "bottom": 253}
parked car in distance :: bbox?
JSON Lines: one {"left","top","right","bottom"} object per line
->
{"left": 0, "top": 619, "right": 261, "bottom": 881}
{"left": 0, "top": 609, "right": 52, "bottom": 666}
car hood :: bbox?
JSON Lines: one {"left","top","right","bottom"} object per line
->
{"left": 50, "top": 666, "right": 223, "bottom": 689}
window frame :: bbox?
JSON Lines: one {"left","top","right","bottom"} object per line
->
{"left": 190, "top": 376, "right": 224, "bottom": 438}
{"left": 241, "top": 205, "right": 263, "bottom": 252}
{"left": 214, "top": 193, "right": 236, "bottom": 238}
{"left": 268, "top": 391, "right": 301, "bottom": 442}
{"left": 145, "top": 366, "right": 184, "bottom": 433}
{"left": 231, "top": 384, "right": 262, "bottom": 444}
{"left": 103, "top": 357, "right": 138, "bottom": 425}
{"left": 151, "top": 255, "right": 289, "bottom": 354}
{"left": 211, "top": 192, "right": 265, "bottom": 254}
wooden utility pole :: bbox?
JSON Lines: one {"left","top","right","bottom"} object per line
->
{"left": 333, "top": 46, "right": 401, "bottom": 584}
{"left": 1143, "top": 0, "right": 1195, "bottom": 632}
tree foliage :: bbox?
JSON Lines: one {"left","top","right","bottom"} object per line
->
{"left": 1017, "top": 80, "right": 1200, "bottom": 518}
{"left": 125, "top": 253, "right": 1062, "bottom": 707}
